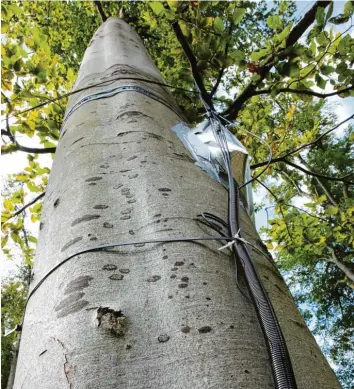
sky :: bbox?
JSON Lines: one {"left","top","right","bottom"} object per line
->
{"left": 1, "top": 0, "right": 354, "bottom": 276}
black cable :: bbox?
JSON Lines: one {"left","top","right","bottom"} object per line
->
{"left": 208, "top": 111, "right": 297, "bottom": 389}
{"left": 1, "top": 76, "right": 197, "bottom": 123}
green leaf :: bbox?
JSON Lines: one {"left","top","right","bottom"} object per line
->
{"left": 4, "top": 199, "right": 14, "bottom": 211}
{"left": 326, "top": 2, "right": 334, "bottom": 22}
{"left": 328, "top": 14, "right": 350, "bottom": 24}
{"left": 10, "top": 231, "right": 21, "bottom": 244}
{"left": 266, "top": 15, "right": 282, "bottom": 30}
{"left": 31, "top": 203, "right": 42, "bottom": 213}
{"left": 28, "top": 236, "right": 38, "bottom": 243}
{"left": 315, "top": 74, "right": 327, "bottom": 89}
{"left": 325, "top": 206, "right": 339, "bottom": 216}
{"left": 26, "top": 182, "right": 41, "bottom": 193}
{"left": 1, "top": 235, "right": 8, "bottom": 248}
{"left": 229, "top": 50, "right": 245, "bottom": 62}
{"left": 279, "top": 2, "right": 288, "bottom": 14}
{"left": 149, "top": 2, "right": 165, "bottom": 16}
{"left": 315, "top": 7, "right": 325, "bottom": 25}
{"left": 232, "top": 8, "right": 246, "bottom": 25}
{"left": 249, "top": 48, "right": 270, "bottom": 62}
{"left": 344, "top": 0, "right": 354, "bottom": 16}
{"left": 214, "top": 17, "right": 225, "bottom": 33}
{"left": 321, "top": 65, "right": 335, "bottom": 75}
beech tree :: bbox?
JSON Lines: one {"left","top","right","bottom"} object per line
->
{"left": 1, "top": 1, "right": 353, "bottom": 388}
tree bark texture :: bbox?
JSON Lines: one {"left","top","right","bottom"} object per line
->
{"left": 13, "top": 18, "right": 341, "bottom": 389}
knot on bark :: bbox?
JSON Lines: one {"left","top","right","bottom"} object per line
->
{"left": 96, "top": 307, "right": 127, "bottom": 337}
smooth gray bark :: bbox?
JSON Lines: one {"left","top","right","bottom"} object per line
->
{"left": 13, "top": 18, "right": 341, "bottom": 389}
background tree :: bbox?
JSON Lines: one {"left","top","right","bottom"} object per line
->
{"left": 1, "top": 1, "right": 353, "bottom": 388}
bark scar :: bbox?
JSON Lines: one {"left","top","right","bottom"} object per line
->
{"left": 52, "top": 337, "right": 73, "bottom": 388}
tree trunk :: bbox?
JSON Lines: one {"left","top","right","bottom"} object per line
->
{"left": 12, "top": 18, "right": 341, "bottom": 389}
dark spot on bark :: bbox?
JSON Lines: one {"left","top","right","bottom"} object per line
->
{"left": 89, "top": 183, "right": 97, "bottom": 186}
{"left": 102, "top": 264, "right": 117, "bottom": 271}
{"left": 129, "top": 230, "right": 135, "bottom": 235}
{"left": 147, "top": 275, "right": 161, "bottom": 282}
{"left": 55, "top": 292, "right": 85, "bottom": 311}
{"left": 170, "top": 274, "right": 176, "bottom": 279}
{"left": 120, "top": 215, "right": 131, "bottom": 220}
{"left": 203, "top": 282, "right": 208, "bottom": 285}
{"left": 119, "top": 269, "right": 130, "bottom": 274}
{"left": 162, "top": 193, "right": 169, "bottom": 197}
{"left": 61, "top": 236, "right": 83, "bottom": 252}
{"left": 39, "top": 222, "right": 44, "bottom": 230}
{"left": 109, "top": 274, "right": 124, "bottom": 281}
{"left": 168, "top": 295, "right": 173, "bottom": 299}
{"left": 120, "top": 169, "right": 130, "bottom": 173}
{"left": 125, "top": 194, "right": 135, "bottom": 198}
{"left": 175, "top": 261, "right": 184, "bottom": 266}
{"left": 127, "top": 156, "right": 137, "bottom": 161}
{"left": 162, "top": 255, "right": 168, "bottom": 259}
{"left": 155, "top": 220, "right": 161, "bottom": 224}
{"left": 181, "top": 326, "right": 190, "bottom": 334}
{"left": 244, "top": 370, "right": 250, "bottom": 374}
{"left": 90, "top": 237, "right": 97, "bottom": 241}
{"left": 57, "top": 300, "right": 89, "bottom": 318}
{"left": 154, "top": 214, "right": 161, "bottom": 217}
{"left": 54, "top": 198, "right": 60, "bottom": 208}
{"left": 148, "top": 133, "right": 163, "bottom": 140}
{"left": 198, "top": 326, "right": 212, "bottom": 334}
{"left": 171, "top": 267, "right": 178, "bottom": 271}
{"left": 71, "top": 137, "right": 84, "bottom": 147}
{"left": 178, "top": 283, "right": 188, "bottom": 289}
{"left": 71, "top": 215, "right": 100, "bottom": 226}
{"left": 181, "top": 276, "right": 189, "bottom": 282}
{"left": 206, "top": 297, "right": 211, "bottom": 300}
{"left": 158, "top": 188, "right": 171, "bottom": 192}
{"left": 103, "top": 222, "right": 113, "bottom": 228}
{"left": 230, "top": 325, "right": 234, "bottom": 329}
{"left": 163, "top": 218, "right": 169, "bottom": 222}
{"left": 158, "top": 334, "right": 170, "bottom": 343}
{"left": 39, "top": 350, "right": 47, "bottom": 356}
{"left": 121, "top": 208, "right": 132, "bottom": 214}
{"left": 128, "top": 174, "right": 138, "bottom": 179}
{"left": 141, "top": 160, "right": 147, "bottom": 163}
{"left": 127, "top": 120, "right": 138, "bottom": 123}
{"left": 185, "top": 295, "right": 190, "bottom": 298}
{"left": 127, "top": 199, "right": 136, "bottom": 204}
{"left": 121, "top": 188, "right": 130, "bottom": 194}
{"left": 126, "top": 344, "right": 132, "bottom": 350}
{"left": 93, "top": 205, "right": 109, "bottom": 210}
{"left": 116, "top": 111, "right": 153, "bottom": 121}
{"left": 86, "top": 177, "right": 102, "bottom": 182}
{"left": 64, "top": 276, "right": 93, "bottom": 294}
{"left": 113, "top": 184, "right": 123, "bottom": 189}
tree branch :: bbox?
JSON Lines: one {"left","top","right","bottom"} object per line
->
{"left": 2, "top": 143, "right": 57, "bottom": 155}
{"left": 223, "top": 1, "right": 331, "bottom": 120}
{"left": 169, "top": 16, "right": 213, "bottom": 107}
{"left": 3, "top": 113, "right": 56, "bottom": 155}
{"left": 94, "top": 1, "right": 108, "bottom": 22}
{"left": 283, "top": 158, "right": 354, "bottom": 184}
{"left": 210, "top": 6, "right": 237, "bottom": 97}
{"left": 6, "top": 192, "right": 46, "bottom": 221}
{"left": 328, "top": 246, "right": 354, "bottom": 285}
{"left": 252, "top": 85, "right": 354, "bottom": 99}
